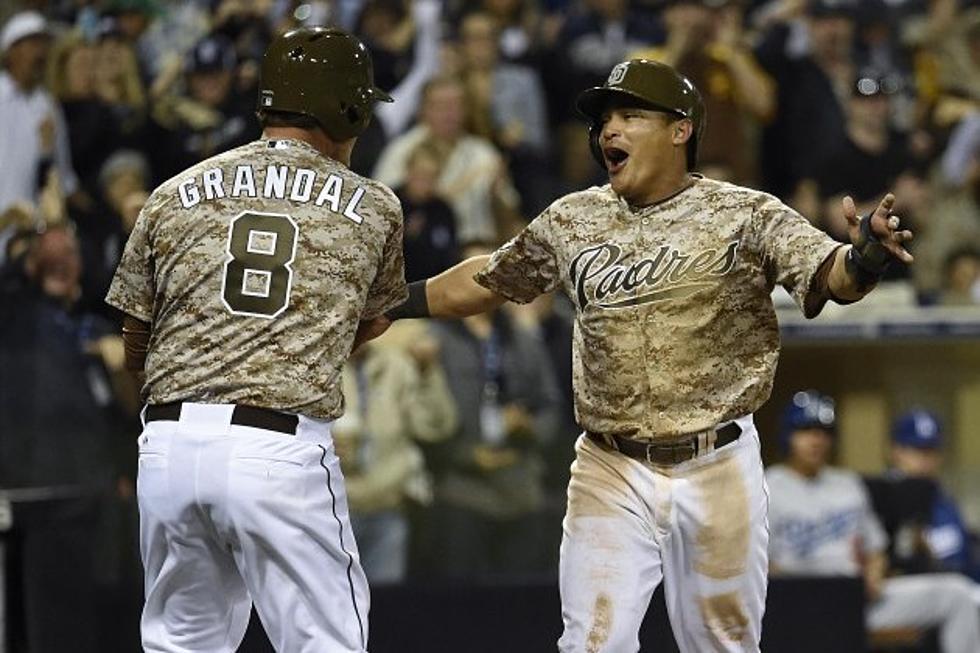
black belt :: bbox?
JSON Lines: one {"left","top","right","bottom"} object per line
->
{"left": 587, "top": 422, "right": 742, "bottom": 466}
{"left": 145, "top": 402, "right": 299, "bottom": 435}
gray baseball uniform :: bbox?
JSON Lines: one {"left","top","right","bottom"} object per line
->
{"left": 767, "top": 464, "right": 980, "bottom": 653}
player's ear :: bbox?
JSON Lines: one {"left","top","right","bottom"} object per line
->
{"left": 672, "top": 119, "right": 693, "bottom": 146}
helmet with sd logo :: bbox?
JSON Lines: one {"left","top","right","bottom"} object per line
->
{"left": 575, "top": 59, "right": 706, "bottom": 171}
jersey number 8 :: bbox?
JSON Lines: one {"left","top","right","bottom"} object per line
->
{"left": 221, "top": 211, "right": 299, "bottom": 318}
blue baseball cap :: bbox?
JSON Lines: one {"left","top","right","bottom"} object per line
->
{"left": 892, "top": 410, "right": 943, "bottom": 449}
{"left": 779, "top": 390, "right": 836, "bottom": 451}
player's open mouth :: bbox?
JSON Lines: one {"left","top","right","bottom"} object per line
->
{"left": 604, "top": 146, "right": 629, "bottom": 174}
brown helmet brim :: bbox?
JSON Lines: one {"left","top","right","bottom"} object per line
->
{"left": 575, "top": 86, "right": 684, "bottom": 123}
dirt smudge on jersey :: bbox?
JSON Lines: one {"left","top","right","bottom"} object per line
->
{"left": 698, "top": 592, "right": 749, "bottom": 643}
{"left": 689, "top": 452, "right": 748, "bottom": 579}
{"left": 586, "top": 593, "right": 613, "bottom": 653}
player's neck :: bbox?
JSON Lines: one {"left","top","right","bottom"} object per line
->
{"left": 629, "top": 171, "right": 695, "bottom": 209}
{"left": 262, "top": 127, "right": 355, "bottom": 167}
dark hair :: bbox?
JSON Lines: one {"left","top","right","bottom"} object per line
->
{"left": 257, "top": 109, "right": 322, "bottom": 131}
{"left": 943, "top": 246, "right": 980, "bottom": 274}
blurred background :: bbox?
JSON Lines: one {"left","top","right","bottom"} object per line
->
{"left": 0, "top": 0, "right": 978, "bottom": 651}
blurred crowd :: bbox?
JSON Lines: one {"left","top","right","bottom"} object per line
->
{"left": 2, "top": 0, "right": 980, "bottom": 650}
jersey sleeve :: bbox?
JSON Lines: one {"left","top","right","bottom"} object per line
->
{"left": 473, "top": 207, "right": 561, "bottom": 304}
{"left": 105, "top": 200, "right": 156, "bottom": 322}
{"left": 362, "top": 190, "right": 409, "bottom": 320}
{"left": 750, "top": 193, "right": 842, "bottom": 318}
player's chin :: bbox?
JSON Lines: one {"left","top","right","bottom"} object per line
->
{"left": 609, "top": 174, "right": 633, "bottom": 198}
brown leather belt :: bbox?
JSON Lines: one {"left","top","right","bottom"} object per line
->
{"left": 587, "top": 422, "right": 742, "bottom": 466}
{"left": 145, "top": 402, "right": 299, "bottom": 435}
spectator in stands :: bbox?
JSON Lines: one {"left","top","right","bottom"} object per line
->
{"left": 355, "top": 0, "right": 417, "bottom": 95}
{"left": 939, "top": 247, "right": 980, "bottom": 306}
{"left": 545, "top": 0, "right": 660, "bottom": 124}
{"left": 396, "top": 141, "right": 460, "bottom": 282}
{"left": 911, "top": 110, "right": 980, "bottom": 301}
{"left": 916, "top": 0, "right": 980, "bottom": 104}
{"left": 767, "top": 390, "right": 980, "bottom": 653}
{"left": 941, "top": 110, "right": 980, "bottom": 192}
{"left": 633, "top": 0, "right": 775, "bottom": 185}
{"left": 374, "top": 75, "right": 521, "bottom": 244}
{"left": 370, "top": 0, "right": 442, "bottom": 140}
{"left": 458, "top": 10, "right": 549, "bottom": 155}
{"left": 78, "top": 150, "right": 150, "bottom": 315}
{"left": 101, "top": 0, "right": 163, "bottom": 84}
{"left": 429, "top": 244, "right": 562, "bottom": 579}
{"left": 755, "top": 0, "right": 857, "bottom": 199}
{"left": 810, "top": 67, "right": 916, "bottom": 242}
{"left": 0, "top": 12, "right": 78, "bottom": 224}
{"left": 0, "top": 225, "right": 134, "bottom": 652}
{"left": 478, "top": 0, "right": 546, "bottom": 65}
{"left": 145, "top": 33, "right": 260, "bottom": 183}
{"left": 333, "top": 337, "right": 457, "bottom": 583}
{"left": 93, "top": 18, "right": 147, "bottom": 121}
{"left": 48, "top": 32, "right": 128, "bottom": 200}
{"left": 874, "top": 411, "right": 980, "bottom": 581}
{"left": 356, "top": 0, "right": 442, "bottom": 175}
{"left": 457, "top": 10, "right": 552, "bottom": 213}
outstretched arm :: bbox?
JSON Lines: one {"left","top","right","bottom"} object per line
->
{"left": 423, "top": 255, "right": 509, "bottom": 318}
{"left": 389, "top": 255, "right": 508, "bottom": 320}
{"left": 826, "top": 193, "right": 914, "bottom": 302}
{"left": 353, "top": 255, "right": 508, "bottom": 351}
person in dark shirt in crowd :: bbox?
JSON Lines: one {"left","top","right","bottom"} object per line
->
{"left": 545, "top": 0, "right": 661, "bottom": 124}
{"left": 755, "top": 0, "right": 858, "bottom": 199}
{"left": 0, "top": 225, "right": 137, "bottom": 652}
{"left": 427, "top": 245, "right": 562, "bottom": 580}
{"left": 146, "top": 33, "right": 259, "bottom": 183}
{"left": 396, "top": 141, "right": 460, "bottom": 282}
{"left": 813, "top": 68, "right": 915, "bottom": 240}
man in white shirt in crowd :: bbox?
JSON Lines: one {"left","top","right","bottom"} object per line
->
{"left": 0, "top": 12, "right": 78, "bottom": 230}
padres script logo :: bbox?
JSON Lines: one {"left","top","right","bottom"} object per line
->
{"left": 569, "top": 241, "right": 739, "bottom": 309}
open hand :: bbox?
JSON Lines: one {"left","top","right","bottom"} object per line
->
{"left": 842, "top": 193, "right": 914, "bottom": 264}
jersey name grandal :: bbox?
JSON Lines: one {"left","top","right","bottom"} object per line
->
{"left": 177, "top": 164, "right": 368, "bottom": 224}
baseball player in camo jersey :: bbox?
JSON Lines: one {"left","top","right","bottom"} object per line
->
{"left": 375, "top": 59, "right": 915, "bottom": 652}
{"left": 105, "top": 28, "right": 406, "bottom": 652}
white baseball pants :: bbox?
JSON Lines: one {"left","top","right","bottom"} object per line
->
{"left": 137, "top": 403, "right": 369, "bottom": 653}
{"left": 558, "top": 416, "right": 769, "bottom": 653}
{"left": 868, "top": 573, "right": 980, "bottom": 653}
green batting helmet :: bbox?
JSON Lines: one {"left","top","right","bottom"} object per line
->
{"left": 258, "top": 27, "right": 392, "bottom": 141}
{"left": 576, "top": 59, "right": 705, "bottom": 171}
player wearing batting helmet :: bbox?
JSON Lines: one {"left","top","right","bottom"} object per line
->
{"left": 375, "top": 57, "right": 914, "bottom": 652}
{"left": 107, "top": 27, "right": 405, "bottom": 652}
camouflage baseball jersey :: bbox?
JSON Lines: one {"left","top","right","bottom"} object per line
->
{"left": 475, "top": 176, "right": 841, "bottom": 439}
{"left": 106, "top": 138, "right": 408, "bottom": 419}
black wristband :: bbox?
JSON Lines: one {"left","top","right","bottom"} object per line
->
{"left": 846, "top": 214, "right": 892, "bottom": 291}
{"left": 386, "top": 280, "right": 430, "bottom": 320}
{"left": 844, "top": 247, "right": 881, "bottom": 293}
